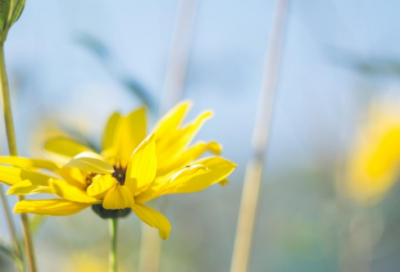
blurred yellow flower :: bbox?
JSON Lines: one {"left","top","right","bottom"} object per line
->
{"left": 347, "top": 99, "right": 400, "bottom": 204}
{"left": 63, "top": 254, "right": 125, "bottom": 272}
{"left": 0, "top": 102, "right": 236, "bottom": 239}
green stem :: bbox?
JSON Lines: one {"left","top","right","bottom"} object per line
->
{"left": 0, "top": 48, "right": 17, "bottom": 154}
{"left": 0, "top": 43, "right": 37, "bottom": 272}
{"left": 0, "top": 236, "right": 24, "bottom": 271}
{"left": 0, "top": 184, "right": 23, "bottom": 271}
{"left": 109, "top": 218, "right": 118, "bottom": 272}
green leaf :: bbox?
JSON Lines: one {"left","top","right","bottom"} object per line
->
{"left": 30, "top": 215, "right": 47, "bottom": 236}
{"left": 0, "top": 0, "right": 11, "bottom": 33}
{"left": 0, "top": 237, "right": 14, "bottom": 258}
{"left": 0, "top": 0, "right": 26, "bottom": 39}
{"left": 10, "top": 0, "right": 25, "bottom": 26}
{"left": 0, "top": 236, "right": 23, "bottom": 270}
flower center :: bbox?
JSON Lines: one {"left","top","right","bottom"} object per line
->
{"left": 85, "top": 173, "right": 97, "bottom": 186}
{"left": 112, "top": 165, "right": 126, "bottom": 185}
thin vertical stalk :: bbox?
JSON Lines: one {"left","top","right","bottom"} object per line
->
{"left": 109, "top": 218, "right": 118, "bottom": 272}
{"left": 0, "top": 44, "right": 37, "bottom": 272}
{"left": 338, "top": 209, "right": 373, "bottom": 272}
{"left": 138, "top": 225, "right": 161, "bottom": 272}
{"left": 139, "top": 1, "right": 198, "bottom": 272}
{"left": 0, "top": 184, "right": 21, "bottom": 259}
{"left": 337, "top": 168, "right": 373, "bottom": 272}
{"left": 230, "top": 1, "right": 289, "bottom": 272}
{"left": 158, "top": 0, "right": 198, "bottom": 115}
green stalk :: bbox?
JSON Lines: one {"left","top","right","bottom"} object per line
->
{"left": 0, "top": 43, "right": 37, "bottom": 272}
{"left": 0, "top": 235, "right": 24, "bottom": 271}
{"left": 109, "top": 218, "right": 118, "bottom": 272}
{"left": 0, "top": 184, "right": 23, "bottom": 270}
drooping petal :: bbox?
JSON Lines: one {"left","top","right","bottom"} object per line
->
{"left": 63, "top": 152, "right": 114, "bottom": 175}
{"left": 0, "top": 156, "right": 60, "bottom": 173}
{"left": 153, "top": 101, "right": 191, "bottom": 138}
{"left": 131, "top": 203, "right": 171, "bottom": 239}
{"left": 14, "top": 199, "right": 90, "bottom": 216}
{"left": 50, "top": 179, "right": 101, "bottom": 204}
{"left": 112, "top": 107, "right": 147, "bottom": 166}
{"left": 102, "top": 112, "right": 121, "bottom": 152}
{"left": 160, "top": 157, "right": 236, "bottom": 195}
{"left": 44, "top": 138, "right": 94, "bottom": 162}
{"left": 156, "top": 141, "right": 222, "bottom": 176}
{"left": 125, "top": 134, "right": 157, "bottom": 195}
{"left": 102, "top": 185, "right": 134, "bottom": 210}
{"left": 87, "top": 175, "right": 117, "bottom": 199}
{"left": 8, "top": 180, "right": 53, "bottom": 195}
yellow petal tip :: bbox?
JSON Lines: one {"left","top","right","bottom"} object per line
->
{"left": 219, "top": 179, "right": 230, "bottom": 188}
{"left": 160, "top": 230, "right": 170, "bottom": 240}
{"left": 207, "top": 141, "right": 223, "bottom": 155}
{"left": 202, "top": 110, "right": 214, "bottom": 120}
{"left": 14, "top": 206, "right": 22, "bottom": 214}
{"left": 178, "top": 100, "right": 193, "bottom": 109}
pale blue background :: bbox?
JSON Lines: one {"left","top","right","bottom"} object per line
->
{"left": 1, "top": 1, "right": 400, "bottom": 271}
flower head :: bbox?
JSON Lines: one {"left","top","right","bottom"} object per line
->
{"left": 0, "top": 102, "right": 236, "bottom": 239}
{"left": 347, "top": 99, "right": 400, "bottom": 204}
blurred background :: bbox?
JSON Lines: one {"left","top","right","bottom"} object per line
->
{"left": 1, "top": 0, "right": 400, "bottom": 271}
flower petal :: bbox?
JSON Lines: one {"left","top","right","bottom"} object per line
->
{"left": 87, "top": 175, "right": 117, "bottom": 199}
{"left": 156, "top": 141, "right": 222, "bottom": 176}
{"left": 102, "top": 185, "right": 134, "bottom": 210}
{"left": 125, "top": 134, "right": 157, "bottom": 195}
{"left": 102, "top": 112, "right": 121, "bottom": 152}
{"left": 160, "top": 157, "right": 236, "bottom": 195}
{"left": 135, "top": 164, "right": 208, "bottom": 203}
{"left": 156, "top": 111, "right": 213, "bottom": 171}
{"left": 131, "top": 203, "right": 171, "bottom": 239}
{"left": 14, "top": 199, "right": 89, "bottom": 216}
{"left": 0, "top": 165, "right": 26, "bottom": 186}
{"left": 0, "top": 156, "right": 60, "bottom": 173}
{"left": 50, "top": 179, "right": 101, "bottom": 204}
{"left": 59, "top": 167, "right": 87, "bottom": 191}
{"left": 8, "top": 180, "right": 53, "bottom": 195}
{"left": 153, "top": 101, "right": 191, "bottom": 138}
{"left": 0, "top": 165, "right": 54, "bottom": 187}
{"left": 112, "top": 107, "right": 147, "bottom": 167}
{"left": 63, "top": 152, "right": 114, "bottom": 175}
{"left": 44, "top": 138, "right": 94, "bottom": 162}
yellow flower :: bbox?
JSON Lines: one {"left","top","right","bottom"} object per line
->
{"left": 0, "top": 102, "right": 236, "bottom": 239}
{"left": 63, "top": 254, "right": 123, "bottom": 272}
{"left": 347, "top": 99, "right": 400, "bottom": 204}
{"left": 45, "top": 102, "right": 221, "bottom": 175}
